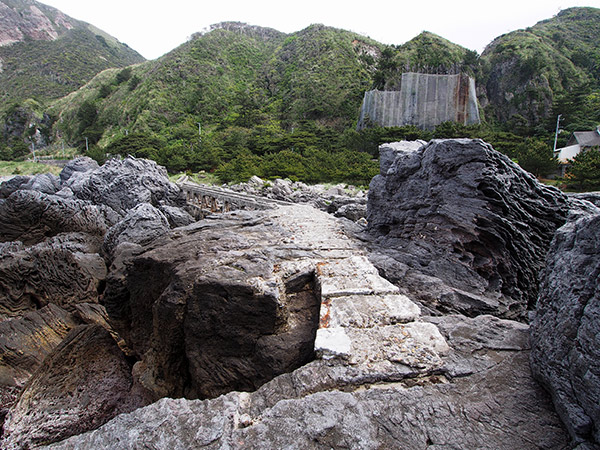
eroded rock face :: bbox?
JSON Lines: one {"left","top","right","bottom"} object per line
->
{"left": 67, "top": 157, "right": 185, "bottom": 215}
{"left": 0, "top": 152, "right": 582, "bottom": 448}
{"left": 0, "top": 304, "right": 78, "bottom": 432}
{"left": 0, "top": 233, "right": 106, "bottom": 319}
{"left": 103, "top": 210, "right": 321, "bottom": 400}
{"left": 0, "top": 156, "right": 192, "bottom": 447}
{"left": 0, "top": 190, "right": 117, "bottom": 245}
{"left": 102, "top": 203, "right": 170, "bottom": 259}
{"left": 530, "top": 213, "right": 600, "bottom": 447}
{"left": 2, "top": 325, "right": 148, "bottom": 450}
{"left": 367, "top": 139, "right": 571, "bottom": 320}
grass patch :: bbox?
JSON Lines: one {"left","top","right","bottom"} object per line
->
{"left": 169, "top": 171, "right": 221, "bottom": 185}
{"left": 0, "top": 161, "right": 62, "bottom": 177}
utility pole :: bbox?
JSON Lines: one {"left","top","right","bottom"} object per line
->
{"left": 553, "top": 114, "right": 562, "bottom": 153}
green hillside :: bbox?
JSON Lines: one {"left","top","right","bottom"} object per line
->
{"left": 373, "top": 31, "right": 479, "bottom": 90}
{"left": 47, "top": 23, "right": 383, "bottom": 183}
{"left": 3, "top": 8, "right": 599, "bottom": 184}
{"left": 0, "top": 28, "right": 143, "bottom": 106}
{"left": 0, "top": 0, "right": 144, "bottom": 108}
{"left": 480, "top": 7, "right": 600, "bottom": 130}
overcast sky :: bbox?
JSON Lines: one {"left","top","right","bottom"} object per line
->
{"left": 40, "top": 0, "right": 599, "bottom": 60}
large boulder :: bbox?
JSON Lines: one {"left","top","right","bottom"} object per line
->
{"left": 367, "top": 139, "right": 571, "bottom": 320}
{"left": 59, "top": 157, "right": 99, "bottom": 185}
{"left": 0, "top": 174, "right": 60, "bottom": 198}
{"left": 0, "top": 190, "right": 118, "bottom": 245}
{"left": 103, "top": 209, "right": 321, "bottom": 400}
{"left": 67, "top": 156, "right": 185, "bottom": 215}
{"left": 102, "top": 203, "right": 171, "bottom": 258}
{"left": 0, "top": 304, "right": 78, "bottom": 432}
{"left": 2, "top": 325, "right": 148, "bottom": 449}
{"left": 530, "top": 212, "right": 600, "bottom": 447}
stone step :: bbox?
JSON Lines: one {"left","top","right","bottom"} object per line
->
{"left": 319, "top": 293, "right": 420, "bottom": 329}
{"left": 316, "top": 255, "right": 399, "bottom": 298}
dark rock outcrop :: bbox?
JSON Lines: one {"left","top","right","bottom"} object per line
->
{"left": 0, "top": 176, "right": 31, "bottom": 199}
{"left": 0, "top": 233, "right": 106, "bottom": 319}
{"left": 2, "top": 325, "right": 148, "bottom": 449}
{"left": 530, "top": 213, "right": 600, "bottom": 447}
{"left": 59, "top": 157, "right": 99, "bottom": 186}
{"left": 0, "top": 173, "right": 60, "bottom": 198}
{"left": 102, "top": 203, "right": 170, "bottom": 258}
{"left": 67, "top": 157, "right": 185, "bottom": 215}
{"left": 0, "top": 190, "right": 118, "bottom": 245}
{"left": 103, "top": 210, "right": 320, "bottom": 401}
{"left": 366, "top": 139, "right": 571, "bottom": 320}
{"left": 0, "top": 304, "right": 77, "bottom": 430}
{"left": 0, "top": 156, "right": 193, "bottom": 446}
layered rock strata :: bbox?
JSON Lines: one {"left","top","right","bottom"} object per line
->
{"left": 102, "top": 204, "right": 448, "bottom": 401}
{"left": 47, "top": 202, "right": 566, "bottom": 449}
{"left": 0, "top": 146, "right": 587, "bottom": 448}
{"left": 0, "top": 156, "right": 190, "bottom": 446}
{"left": 366, "top": 139, "right": 572, "bottom": 320}
{"left": 530, "top": 212, "right": 600, "bottom": 447}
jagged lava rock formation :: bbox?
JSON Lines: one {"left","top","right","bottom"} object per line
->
{"left": 38, "top": 141, "right": 578, "bottom": 449}
{"left": 0, "top": 156, "right": 190, "bottom": 447}
{"left": 366, "top": 139, "right": 572, "bottom": 320}
{"left": 530, "top": 212, "right": 600, "bottom": 447}
{"left": 2, "top": 141, "right": 599, "bottom": 448}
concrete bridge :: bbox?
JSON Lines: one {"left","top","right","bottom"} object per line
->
{"left": 178, "top": 179, "right": 291, "bottom": 219}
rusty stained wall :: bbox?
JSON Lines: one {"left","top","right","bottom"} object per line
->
{"left": 357, "top": 73, "right": 480, "bottom": 130}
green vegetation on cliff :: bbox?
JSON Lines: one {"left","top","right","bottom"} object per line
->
{"left": 480, "top": 7, "right": 600, "bottom": 130}
{"left": 3, "top": 7, "right": 600, "bottom": 186}
{"left": 373, "top": 32, "right": 479, "bottom": 90}
{"left": 0, "top": 0, "right": 144, "bottom": 110}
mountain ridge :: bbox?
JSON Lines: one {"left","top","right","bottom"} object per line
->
{"left": 2, "top": 6, "right": 599, "bottom": 183}
{"left": 0, "top": 0, "right": 144, "bottom": 109}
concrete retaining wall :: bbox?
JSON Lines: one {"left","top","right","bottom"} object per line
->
{"left": 357, "top": 73, "right": 480, "bottom": 130}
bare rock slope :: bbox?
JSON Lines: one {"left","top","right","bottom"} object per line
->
{"left": 366, "top": 139, "right": 572, "bottom": 320}
{"left": 531, "top": 213, "right": 600, "bottom": 447}
{"left": 3, "top": 142, "right": 597, "bottom": 448}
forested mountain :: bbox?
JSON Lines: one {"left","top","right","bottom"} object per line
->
{"left": 1, "top": 5, "right": 599, "bottom": 184}
{"left": 480, "top": 7, "right": 600, "bottom": 131}
{"left": 46, "top": 22, "right": 384, "bottom": 183}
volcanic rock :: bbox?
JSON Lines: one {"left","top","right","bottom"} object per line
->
{"left": 67, "top": 156, "right": 185, "bottom": 215}
{"left": 102, "top": 203, "right": 171, "bottom": 258}
{"left": 530, "top": 212, "right": 600, "bottom": 447}
{"left": 0, "top": 304, "right": 78, "bottom": 431}
{"left": 102, "top": 208, "right": 322, "bottom": 400}
{"left": 366, "top": 139, "right": 571, "bottom": 320}
{"left": 0, "top": 190, "right": 118, "bottom": 245}
{"left": 2, "top": 325, "right": 148, "bottom": 449}
{"left": 59, "top": 157, "right": 99, "bottom": 185}
{"left": 0, "top": 232, "right": 106, "bottom": 319}
{"left": 46, "top": 314, "right": 567, "bottom": 450}
{"left": 0, "top": 173, "right": 60, "bottom": 198}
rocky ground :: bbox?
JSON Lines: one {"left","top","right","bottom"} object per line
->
{"left": 228, "top": 176, "right": 368, "bottom": 222}
{"left": 0, "top": 141, "right": 599, "bottom": 449}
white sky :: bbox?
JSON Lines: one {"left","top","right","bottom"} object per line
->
{"left": 40, "top": 0, "right": 600, "bottom": 60}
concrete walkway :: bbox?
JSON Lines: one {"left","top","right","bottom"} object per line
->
{"left": 270, "top": 205, "right": 449, "bottom": 375}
